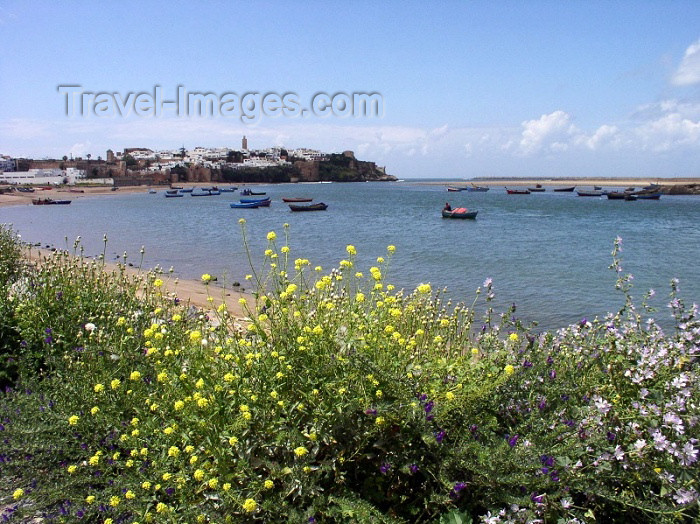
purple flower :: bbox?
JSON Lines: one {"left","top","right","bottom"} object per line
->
{"left": 435, "top": 430, "right": 446, "bottom": 443}
{"left": 538, "top": 399, "right": 547, "bottom": 410}
{"left": 364, "top": 409, "right": 377, "bottom": 416}
{"left": 44, "top": 336, "right": 53, "bottom": 344}
{"left": 409, "top": 463, "right": 419, "bottom": 473}
{"left": 379, "top": 462, "right": 391, "bottom": 474}
{"left": 308, "top": 518, "right": 316, "bottom": 523}
{"left": 424, "top": 401, "right": 434, "bottom": 413}
{"left": 549, "top": 369, "right": 557, "bottom": 379}
{"left": 540, "top": 455, "right": 555, "bottom": 468}
{"left": 530, "top": 493, "right": 544, "bottom": 504}
{"left": 507, "top": 434, "right": 519, "bottom": 448}
{"left": 453, "top": 481, "right": 467, "bottom": 492}
{"left": 45, "top": 328, "right": 52, "bottom": 334}
{"left": 607, "top": 431, "right": 616, "bottom": 442}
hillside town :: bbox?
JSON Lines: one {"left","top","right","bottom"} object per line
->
{"left": 0, "top": 137, "right": 395, "bottom": 187}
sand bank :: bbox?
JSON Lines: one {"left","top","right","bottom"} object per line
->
{"left": 23, "top": 245, "right": 253, "bottom": 323}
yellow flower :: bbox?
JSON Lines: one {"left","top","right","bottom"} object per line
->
{"left": 509, "top": 333, "right": 519, "bottom": 342}
{"left": 294, "top": 446, "right": 308, "bottom": 457}
{"left": 446, "top": 392, "right": 455, "bottom": 401}
{"left": 154, "top": 278, "right": 164, "bottom": 288}
{"left": 85, "top": 495, "right": 95, "bottom": 504}
{"left": 189, "top": 330, "right": 202, "bottom": 342}
{"left": 387, "top": 245, "right": 396, "bottom": 253}
{"left": 110, "top": 495, "right": 120, "bottom": 507}
{"left": 471, "top": 347, "right": 479, "bottom": 356}
{"left": 104, "top": 520, "right": 113, "bottom": 524}
{"left": 504, "top": 364, "right": 515, "bottom": 375}
{"left": 194, "top": 469, "right": 205, "bottom": 481}
{"left": 376, "top": 390, "right": 383, "bottom": 398}
{"left": 417, "top": 283, "right": 431, "bottom": 294}
{"left": 346, "top": 244, "right": 357, "bottom": 255}
{"left": 229, "top": 436, "right": 239, "bottom": 446}
{"left": 375, "top": 416, "right": 386, "bottom": 426}
{"left": 94, "top": 383, "right": 105, "bottom": 393}
{"left": 130, "top": 370, "right": 141, "bottom": 381}
{"left": 264, "top": 479, "right": 274, "bottom": 489}
{"left": 201, "top": 273, "right": 212, "bottom": 282}
{"left": 131, "top": 417, "right": 139, "bottom": 426}
{"left": 110, "top": 379, "right": 121, "bottom": 389}
{"left": 172, "top": 313, "right": 181, "bottom": 322}
{"left": 156, "top": 502, "right": 168, "bottom": 513}
{"left": 142, "top": 481, "right": 151, "bottom": 490}
{"left": 68, "top": 415, "right": 79, "bottom": 425}
{"left": 242, "top": 498, "right": 257, "bottom": 513}
{"left": 267, "top": 231, "right": 276, "bottom": 241}
{"left": 168, "top": 446, "right": 180, "bottom": 458}
{"left": 208, "top": 478, "right": 218, "bottom": 489}
{"left": 238, "top": 218, "right": 246, "bottom": 224}
{"left": 68, "top": 465, "right": 77, "bottom": 474}
{"left": 125, "top": 490, "right": 135, "bottom": 499}
{"left": 116, "top": 316, "right": 126, "bottom": 326}
{"left": 174, "top": 400, "right": 184, "bottom": 411}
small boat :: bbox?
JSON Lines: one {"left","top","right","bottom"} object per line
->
{"left": 219, "top": 187, "right": 237, "bottom": 192}
{"left": 170, "top": 185, "right": 184, "bottom": 190}
{"left": 636, "top": 193, "right": 661, "bottom": 200}
{"left": 240, "top": 188, "right": 266, "bottom": 196}
{"left": 506, "top": 188, "right": 531, "bottom": 195}
{"left": 191, "top": 189, "right": 220, "bottom": 196}
{"left": 577, "top": 190, "right": 604, "bottom": 197}
{"left": 240, "top": 197, "right": 271, "bottom": 203}
{"left": 528, "top": 184, "right": 546, "bottom": 192}
{"left": 282, "top": 197, "right": 313, "bottom": 202}
{"left": 606, "top": 192, "right": 628, "bottom": 200}
{"left": 447, "top": 186, "right": 464, "bottom": 192}
{"left": 230, "top": 202, "right": 261, "bottom": 209}
{"left": 148, "top": 189, "right": 157, "bottom": 194}
{"left": 467, "top": 185, "right": 489, "bottom": 192}
{"left": 289, "top": 202, "right": 328, "bottom": 212}
{"left": 593, "top": 186, "right": 602, "bottom": 190}
{"left": 165, "top": 192, "right": 184, "bottom": 198}
{"left": 17, "top": 187, "right": 35, "bottom": 193}
{"left": 553, "top": 186, "right": 576, "bottom": 192}
{"left": 178, "top": 188, "right": 193, "bottom": 193}
{"left": 442, "top": 207, "right": 477, "bottom": 219}
{"left": 32, "top": 198, "right": 71, "bottom": 205}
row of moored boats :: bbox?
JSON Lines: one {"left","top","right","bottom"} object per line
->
{"left": 156, "top": 187, "right": 328, "bottom": 211}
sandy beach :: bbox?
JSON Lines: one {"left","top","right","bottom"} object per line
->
{"left": 23, "top": 244, "right": 252, "bottom": 323}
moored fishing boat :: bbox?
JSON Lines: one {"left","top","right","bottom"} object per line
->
{"left": 240, "top": 188, "right": 266, "bottom": 196}
{"left": 467, "top": 184, "right": 489, "bottom": 192}
{"left": 446, "top": 186, "right": 464, "bottom": 192}
{"left": 553, "top": 186, "right": 576, "bottom": 192}
{"left": 636, "top": 193, "right": 661, "bottom": 200}
{"left": 32, "top": 198, "right": 71, "bottom": 205}
{"left": 528, "top": 184, "right": 546, "bottom": 192}
{"left": 165, "top": 192, "right": 184, "bottom": 198}
{"left": 442, "top": 207, "right": 477, "bottom": 219}
{"left": 577, "top": 190, "right": 604, "bottom": 197}
{"left": 288, "top": 202, "right": 328, "bottom": 211}
{"left": 506, "top": 188, "right": 531, "bottom": 194}
{"left": 230, "top": 201, "right": 261, "bottom": 208}
{"left": 282, "top": 197, "right": 313, "bottom": 202}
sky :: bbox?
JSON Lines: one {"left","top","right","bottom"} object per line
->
{"left": 1, "top": 1, "right": 700, "bottom": 179}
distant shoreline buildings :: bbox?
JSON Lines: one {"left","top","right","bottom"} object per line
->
{"left": 0, "top": 138, "right": 394, "bottom": 186}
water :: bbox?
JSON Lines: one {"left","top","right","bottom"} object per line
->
{"left": 2, "top": 182, "right": 699, "bottom": 332}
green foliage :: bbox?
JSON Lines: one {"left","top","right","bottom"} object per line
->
{"left": 0, "top": 230, "right": 698, "bottom": 523}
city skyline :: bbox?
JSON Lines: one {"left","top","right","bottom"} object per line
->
{"left": 1, "top": 2, "right": 699, "bottom": 178}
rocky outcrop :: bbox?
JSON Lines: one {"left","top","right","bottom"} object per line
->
{"left": 659, "top": 184, "right": 700, "bottom": 195}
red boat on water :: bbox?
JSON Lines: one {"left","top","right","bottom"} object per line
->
{"left": 506, "top": 188, "right": 531, "bottom": 195}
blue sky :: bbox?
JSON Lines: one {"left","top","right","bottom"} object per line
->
{"left": 1, "top": 1, "right": 700, "bottom": 178}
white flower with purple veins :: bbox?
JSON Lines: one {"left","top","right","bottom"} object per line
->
{"left": 593, "top": 395, "right": 612, "bottom": 415}
{"left": 673, "top": 488, "right": 698, "bottom": 505}
{"left": 651, "top": 429, "right": 669, "bottom": 451}
{"left": 633, "top": 439, "right": 647, "bottom": 451}
{"left": 679, "top": 442, "right": 698, "bottom": 466}
{"left": 663, "top": 412, "right": 685, "bottom": 435}
{"left": 613, "top": 445, "right": 625, "bottom": 461}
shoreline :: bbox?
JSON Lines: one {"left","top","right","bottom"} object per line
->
{"left": 23, "top": 245, "right": 253, "bottom": 323}
{"left": 2, "top": 177, "right": 700, "bottom": 208}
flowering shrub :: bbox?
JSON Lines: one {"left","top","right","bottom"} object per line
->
{"left": 0, "top": 226, "right": 698, "bottom": 523}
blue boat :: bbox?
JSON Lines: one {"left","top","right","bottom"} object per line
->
{"left": 240, "top": 197, "right": 271, "bottom": 204}
{"left": 230, "top": 202, "right": 261, "bottom": 208}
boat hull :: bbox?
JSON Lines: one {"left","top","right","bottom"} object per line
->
{"left": 289, "top": 203, "right": 328, "bottom": 211}
{"left": 442, "top": 209, "right": 477, "bottom": 219}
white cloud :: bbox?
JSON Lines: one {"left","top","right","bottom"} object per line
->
{"left": 578, "top": 124, "right": 620, "bottom": 150}
{"left": 518, "top": 110, "right": 577, "bottom": 155}
{"left": 672, "top": 39, "right": 700, "bottom": 86}
{"left": 635, "top": 113, "right": 700, "bottom": 152}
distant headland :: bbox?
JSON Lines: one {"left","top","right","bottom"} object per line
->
{"left": 0, "top": 139, "right": 397, "bottom": 187}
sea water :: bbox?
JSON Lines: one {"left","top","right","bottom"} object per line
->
{"left": 2, "top": 181, "right": 699, "bottom": 332}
